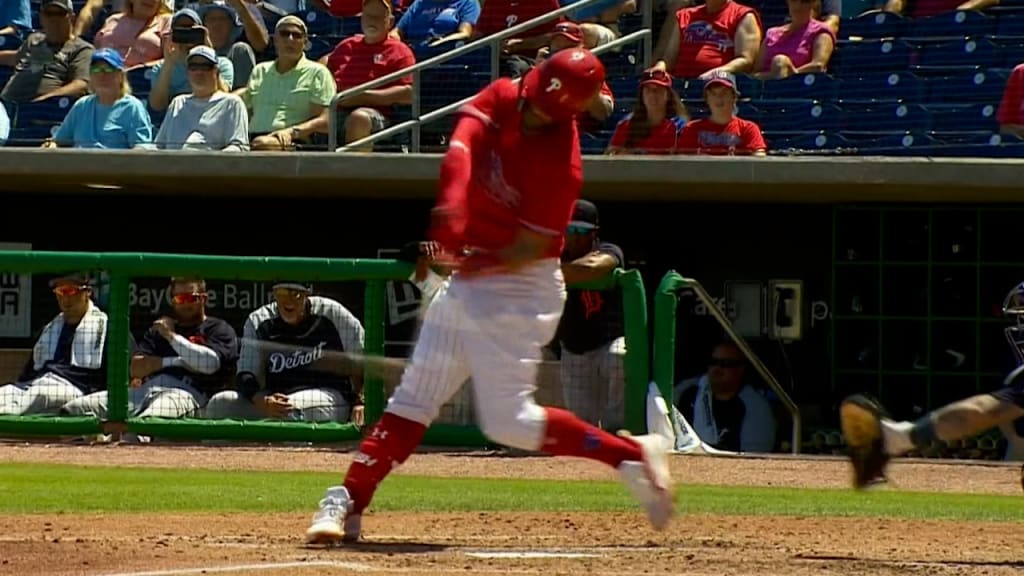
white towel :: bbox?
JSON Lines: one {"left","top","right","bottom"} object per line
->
{"left": 33, "top": 301, "right": 107, "bottom": 371}
{"left": 691, "top": 374, "right": 723, "bottom": 446}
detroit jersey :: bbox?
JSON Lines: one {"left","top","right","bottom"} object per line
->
{"left": 455, "top": 78, "right": 583, "bottom": 259}
{"left": 237, "top": 296, "right": 365, "bottom": 400}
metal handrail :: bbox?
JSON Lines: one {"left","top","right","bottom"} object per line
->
{"left": 327, "top": 0, "right": 653, "bottom": 151}
{"left": 337, "top": 29, "right": 651, "bottom": 152}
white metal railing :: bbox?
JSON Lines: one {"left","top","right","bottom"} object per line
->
{"left": 326, "top": 0, "right": 653, "bottom": 151}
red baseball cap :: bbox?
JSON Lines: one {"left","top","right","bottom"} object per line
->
{"left": 639, "top": 67, "right": 673, "bottom": 90}
{"left": 523, "top": 48, "right": 606, "bottom": 122}
{"left": 551, "top": 21, "right": 583, "bottom": 44}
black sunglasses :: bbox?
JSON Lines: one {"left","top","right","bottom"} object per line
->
{"left": 187, "top": 62, "right": 215, "bottom": 71}
{"left": 709, "top": 357, "right": 744, "bottom": 368}
{"left": 642, "top": 69, "right": 670, "bottom": 82}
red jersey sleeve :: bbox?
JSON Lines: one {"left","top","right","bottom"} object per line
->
{"left": 517, "top": 129, "right": 582, "bottom": 236}
{"left": 609, "top": 117, "right": 631, "bottom": 148}
{"left": 742, "top": 119, "right": 767, "bottom": 153}
{"left": 998, "top": 65, "right": 1024, "bottom": 125}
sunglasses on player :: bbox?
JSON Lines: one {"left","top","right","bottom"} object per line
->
{"left": 172, "top": 292, "right": 206, "bottom": 305}
{"left": 567, "top": 225, "right": 594, "bottom": 235}
{"left": 53, "top": 285, "right": 88, "bottom": 297}
{"left": 274, "top": 288, "right": 308, "bottom": 301}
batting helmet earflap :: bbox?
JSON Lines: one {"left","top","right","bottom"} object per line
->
{"left": 522, "top": 48, "right": 606, "bottom": 122}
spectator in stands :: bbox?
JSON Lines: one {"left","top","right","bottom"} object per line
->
{"left": 673, "top": 340, "right": 776, "bottom": 453}
{"left": 0, "top": 0, "right": 32, "bottom": 40}
{"left": 196, "top": 1, "right": 258, "bottom": 89}
{"left": 0, "top": 272, "right": 112, "bottom": 416}
{"left": 149, "top": 9, "right": 234, "bottom": 111}
{"left": 535, "top": 22, "right": 613, "bottom": 128}
{"left": 883, "top": 0, "right": 996, "bottom": 19}
{"left": 151, "top": 45, "right": 248, "bottom": 150}
{"left": 677, "top": 71, "right": 766, "bottom": 155}
{"left": 43, "top": 48, "right": 153, "bottom": 148}
{"left": 319, "top": 0, "right": 415, "bottom": 149}
{"left": 242, "top": 15, "right": 336, "bottom": 150}
{"left": 552, "top": 200, "right": 628, "bottom": 431}
{"left": 82, "top": 0, "right": 174, "bottom": 69}
{"left": 63, "top": 276, "right": 238, "bottom": 425}
{"left": 0, "top": 100, "right": 8, "bottom": 145}
{"left": 606, "top": 67, "right": 687, "bottom": 155}
{"left": 562, "top": 0, "right": 637, "bottom": 49}
{"left": 752, "top": 0, "right": 834, "bottom": 80}
{"left": 654, "top": 0, "right": 761, "bottom": 80}
{"left": 473, "top": 0, "right": 561, "bottom": 77}
{"left": 192, "top": 0, "right": 268, "bottom": 54}
{"left": 997, "top": 63, "right": 1024, "bottom": 139}
{"left": 204, "top": 282, "right": 365, "bottom": 424}
{"left": 0, "top": 0, "right": 93, "bottom": 105}
{"left": 391, "top": 0, "right": 480, "bottom": 60}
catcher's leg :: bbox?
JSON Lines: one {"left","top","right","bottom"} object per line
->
{"left": 307, "top": 282, "right": 470, "bottom": 545}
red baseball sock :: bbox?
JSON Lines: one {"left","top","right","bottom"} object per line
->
{"left": 540, "top": 407, "right": 643, "bottom": 468}
{"left": 344, "top": 412, "right": 426, "bottom": 514}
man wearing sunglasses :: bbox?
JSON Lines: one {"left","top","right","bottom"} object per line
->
{"left": 0, "top": 273, "right": 113, "bottom": 416}
{"left": 672, "top": 341, "right": 776, "bottom": 453}
{"left": 0, "top": 0, "right": 93, "bottom": 105}
{"left": 205, "top": 283, "right": 365, "bottom": 424}
{"left": 551, "top": 199, "right": 626, "bottom": 431}
{"left": 63, "top": 277, "right": 238, "bottom": 429}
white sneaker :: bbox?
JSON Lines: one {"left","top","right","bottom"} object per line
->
{"left": 617, "top": 432, "right": 674, "bottom": 531}
{"left": 305, "top": 486, "right": 361, "bottom": 544}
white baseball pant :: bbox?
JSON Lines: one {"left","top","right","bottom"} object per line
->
{"left": 0, "top": 373, "right": 83, "bottom": 415}
{"left": 560, "top": 336, "right": 627, "bottom": 431}
{"left": 205, "top": 388, "right": 351, "bottom": 422}
{"left": 62, "top": 373, "right": 206, "bottom": 419}
{"left": 386, "top": 258, "right": 566, "bottom": 451}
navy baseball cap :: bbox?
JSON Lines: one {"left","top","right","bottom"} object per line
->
{"left": 703, "top": 70, "right": 740, "bottom": 95}
{"left": 91, "top": 48, "right": 125, "bottom": 71}
{"left": 49, "top": 271, "right": 93, "bottom": 289}
{"left": 272, "top": 282, "right": 312, "bottom": 293}
{"left": 569, "top": 200, "right": 599, "bottom": 230}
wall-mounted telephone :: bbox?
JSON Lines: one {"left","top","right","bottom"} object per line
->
{"left": 769, "top": 279, "right": 803, "bottom": 341}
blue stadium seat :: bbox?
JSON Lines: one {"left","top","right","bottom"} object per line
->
{"left": 581, "top": 130, "right": 612, "bottom": 154}
{"left": 928, "top": 102, "right": 999, "bottom": 132}
{"left": 926, "top": 68, "right": 1009, "bottom": 104}
{"left": 0, "top": 34, "right": 21, "bottom": 51}
{"left": 842, "top": 102, "right": 932, "bottom": 133}
{"left": 833, "top": 39, "right": 912, "bottom": 74}
{"left": 840, "top": 11, "right": 908, "bottom": 40}
{"left": 340, "top": 15, "right": 364, "bottom": 37}
{"left": 8, "top": 97, "right": 77, "bottom": 145}
{"left": 126, "top": 66, "right": 154, "bottom": 97}
{"left": 735, "top": 74, "right": 762, "bottom": 99}
{"left": 913, "top": 38, "right": 1001, "bottom": 71}
{"left": 996, "top": 12, "right": 1024, "bottom": 38}
{"left": 294, "top": 8, "right": 337, "bottom": 36}
{"left": 759, "top": 73, "right": 838, "bottom": 102}
{"left": 994, "top": 39, "right": 1024, "bottom": 67}
{"left": 307, "top": 35, "right": 336, "bottom": 60}
{"left": 838, "top": 71, "right": 924, "bottom": 103}
{"left": 872, "top": 132, "right": 941, "bottom": 155}
{"left": 419, "top": 65, "right": 487, "bottom": 110}
{"left": 931, "top": 132, "right": 1024, "bottom": 157}
{"left": 608, "top": 75, "right": 638, "bottom": 99}
{"left": 906, "top": 10, "right": 997, "bottom": 39}
{"left": 756, "top": 101, "right": 843, "bottom": 133}
{"left": 772, "top": 131, "right": 853, "bottom": 153}
{"left": 611, "top": 97, "right": 636, "bottom": 124}
{"left": 618, "top": 13, "right": 644, "bottom": 34}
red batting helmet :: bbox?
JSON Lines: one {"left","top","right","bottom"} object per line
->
{"left": 522, "top": 48, "right": 606, "bottom": 122}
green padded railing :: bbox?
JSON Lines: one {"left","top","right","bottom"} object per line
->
{"left": 0, "top": 252, "right": 651, "bottom": 444}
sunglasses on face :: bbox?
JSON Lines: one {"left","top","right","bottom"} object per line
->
{"left": 709, "top": 357, "right": 744, "bottom": 368}
{"left": 172, "top": 292, "right": 206, "bottom": 305}
{"left": 274, "top": 288, "right": 308, "bottom": 301}
{"left": 42, "top": 9, "right": 68, "bottom": 17}
{"left": 53, "top": 285, "right": 87, "bottom": 297}
{"left": 90, "top": 64, "right": 118, "bottom": 74}
{"left": 566, "top": 225, "right": 593, "bottom": 235}
{"left": 641, "top": 69, "right": 670, "bottom": 83}
{"left": 277, "top": 30, "right": 305, "bottom": 40}
{"left": 187, "top": 62, "right": 216, "bottom": 71}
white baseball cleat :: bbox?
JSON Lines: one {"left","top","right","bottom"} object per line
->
{"left": 617, "top": 432, "right": 675, "bottom": 531}
{"left": 305, "top": 486, "right": 362, "bottom": 545}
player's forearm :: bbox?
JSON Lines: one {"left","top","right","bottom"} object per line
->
{"left": 169, "top": 335, "right": 222, "bottom": 374}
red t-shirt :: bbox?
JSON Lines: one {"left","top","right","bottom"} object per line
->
{"left": 326, "top": 35, "right": 416, "bottom": 113}
{"left": 609, "top": 115, "right": 686, "bottom": 154}
{"left": 677, "top": 117, "right": 766, "bottom": 155}
{"left": 998, "top": 64, "right": 1024, "bottom": 126}
{"left": 447, "top": 78, "right": 581, "bottom": 259}
{"left": 673, "top": 1, "right": 759, "bottom": 79}
{"left": 475, "top": 0, "right": 562, "bottom": 39}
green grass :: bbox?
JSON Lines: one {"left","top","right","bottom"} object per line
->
{"left": 3, "top": 463, "right": 1024, "bottom": 522}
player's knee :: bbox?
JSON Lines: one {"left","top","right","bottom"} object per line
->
{"left": 477, "top": 400, "right": 546, "bottom": 451}
{"left": 61, "top": 395, "right": 90, "bottom": 416}
{"left": 344, "top": 109, "right": 374, "bottom": 142}
{"left": 204, "top": 390, "right": 241, "bottom": 419}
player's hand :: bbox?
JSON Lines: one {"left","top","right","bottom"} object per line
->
{"left": 255, "top": 392, "right": 293, "bottom": 419}
{"left": 428, "top": 205, "right": 466, "bottom": 253}
{"left": 350, "top": 405, "right": 365, "bottom": 427}
{"left": 130, "top": 355, "right": 162, "bottom": 379}
{"left": 154, "top": 316, "right": 176, "bottom": 341}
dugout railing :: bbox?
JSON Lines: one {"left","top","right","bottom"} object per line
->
{"left": 653, "top": 271, "right": 802, "bottom": 455}
{"left": 0, "top": 251, "right": 653, "bottom": 445}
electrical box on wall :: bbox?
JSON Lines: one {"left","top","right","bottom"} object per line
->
{"left": 769, "top": 279, "right": 803, "bottom": 341}
{"left": 725, "top": 281, "right": 765, "bottom": 339}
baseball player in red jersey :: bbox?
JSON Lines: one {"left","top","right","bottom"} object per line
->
{"left": 305, "top": 48, "right": 674, "bottom": 545}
